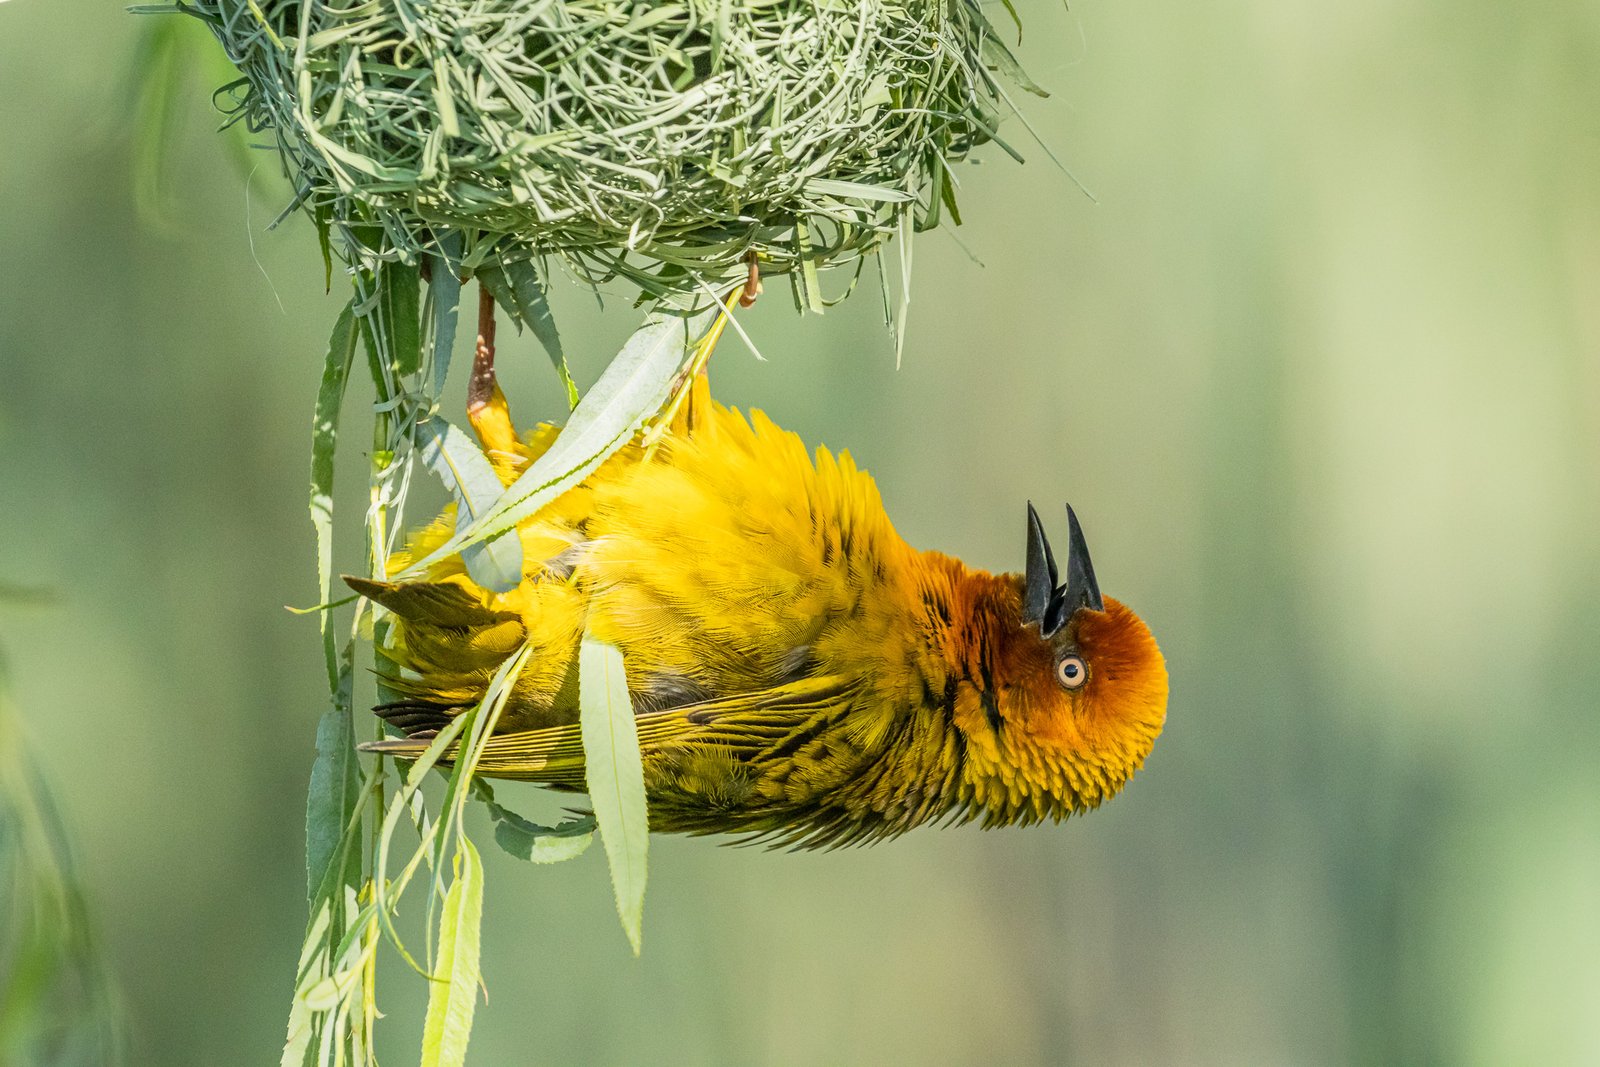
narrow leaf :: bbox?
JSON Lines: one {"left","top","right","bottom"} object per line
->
{"left": 894, "top": 210, "right": 914, "bottom": 368}
{"left": 795, "top": 219, "right": 826, "bottom": 315}
{"left": 412, "top": 415, "right": 523, "bottom": 592}
{"left": 315, "top": 210, "right": 333, "bottom": 294}
{"left": 305, "top": 299, "right": 360, "bottom": 904}
{"left": 805, "top": 178, "right": 914, "bottom": 203}
{"left": 920, "top": 152, "right": 944, "bottom": 231}
{"left": 429, "top": 233, "right": 464, "bottom": 400}
{"left": 304, "top": 646, "right": 359, "bottom": 904}
{"left": 487, "top": 804, "right": 597, "bottom": 865}
{"left": 309, "top": 299, "right": 358, "bottom": 685}
{"left": 419, "top": 839, "right": 484, "bottom": 1067}
{"left": 939, "top": 166, "right": 963, "bottom": 226}
{"left": 974, "top": 7, "right": 1049, "bottom": 98}
{"left": 579, "top": 637, "right": 648, "bottom": 955}
{"left": 478, "top": 259, "right": 578, "bottom": 408}
{"left": 401, "top": 304, "right": 715, "bottom": 575}
{"left": 279, "top": 900, "right": 331, "bottom": 1067}
{"left": 374, "top": 260, "right": 422, "bottom": 378}
{"left": 998, "top": 0, "right": 1024, "bottom": 43}
{"left": 500, "top": 825, "right": 594, "bottom": 865}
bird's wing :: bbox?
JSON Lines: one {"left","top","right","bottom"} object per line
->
{"left": 362, "top": 674, "right": 858, "bottom": 785}
{"left": 345, "top": 575, "right": 517, "bottom": 628}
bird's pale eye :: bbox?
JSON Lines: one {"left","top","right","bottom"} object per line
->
{"left": 1055, "top": 654, "right": 1089, "bottom": 691}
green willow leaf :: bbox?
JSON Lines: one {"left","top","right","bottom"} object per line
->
{"left": 486, "top": 803, "right": 597, "bottom": 865}
{"left": 304, "top": 647, "right": 359, "bottom": 906}
{"left": 428, "top": 233, "right": 464, "bottom": 400}
{"left": 279, "top": 900, "right": 331, "bottom": 1067}
{"left": 305, "top": 299, "right": 359, "bottom": 905}
{"left": 309, "top": 305, "right": 357, "bottom": 674}
{"left": 307, "top": 302, "right": 355, "bottom": 668}
{"left": 412, "top": 415, "right": 523, "bottom": 593}
{"left": 315, "top": 208, "right": 334, "bottom": 294}
{"left": 400, "top": 303, "right": 715, "bottom": 576}
{"left": 373, "top": 259, "right": 421, "bottom": 379}
{"left": 419, "top": 838, "right": 485, "bottom": 1067}
{"left": 579, "top": 637, "right": 648, "bottom": 955}
{"left": 477, "top": 258, "right": 578, "bottom": 409}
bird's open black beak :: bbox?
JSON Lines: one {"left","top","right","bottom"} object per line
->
{"left": 1023, "top": 502, "right": 1105, "bottom": 637}
{"left": 1024, "top": 502, "right": 1059, "bottom": 628}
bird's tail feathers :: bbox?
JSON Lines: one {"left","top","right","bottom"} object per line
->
{"left": 357, "top": 720, "right": 589, "bottom": 787}
{"left": 372, "top": 698, "right": 460, "bottom": 734}
{"left": 358, "top": 734, "right": 436, "bottom": 758}
{"left": 358, "top": 699, "right": 458, "bottom": 759}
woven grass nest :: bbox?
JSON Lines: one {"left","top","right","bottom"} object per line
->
{"left": 195, "top": 0, "right": 1040, "bottom": 302}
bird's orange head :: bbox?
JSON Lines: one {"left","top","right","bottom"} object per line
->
{"left": 953, "top": 504, "right": 1168, "bottom": 823}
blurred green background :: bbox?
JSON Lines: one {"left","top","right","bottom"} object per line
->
{"left": 3, "top": 1, "right": 1598, "bottom": 1064}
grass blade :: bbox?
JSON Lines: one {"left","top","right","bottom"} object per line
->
{"left": 979, "top": 36, "right": 1049, "bottom": 99}
{"left": 419, "top": 839, "right": 484, "bottom": 1067}
{"left": 805, "top": 178, "right": 914, "bottom": 203}
{"left": 579, "top": 637, "right": 648, "bottom": 955}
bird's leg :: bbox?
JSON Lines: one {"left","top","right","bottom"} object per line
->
{"left": 650, "top": 272, "right": 751, "bottom": 447}
{"left": 468, "top": 282, "right": 521, "bottom": 464}
{"left": 679, "top": 250, "right": 760, "bottom": 430}
{"left": 739, "top": 249, "right": 763, "bottom": 309}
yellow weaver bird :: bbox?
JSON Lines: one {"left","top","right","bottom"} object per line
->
{"left": 354, "top": 292, "right": 1168, "bottom": 849}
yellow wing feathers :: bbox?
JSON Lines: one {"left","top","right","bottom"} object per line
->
{"left": 359, "top": 399, "right": 918, "bottom": 744}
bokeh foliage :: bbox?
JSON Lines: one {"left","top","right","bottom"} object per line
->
{"left": 2, "top": 1, "right": 1599, "bottom": 1065}
{"left": 0, "top": 641, "right": 118, "bottom": 1067}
